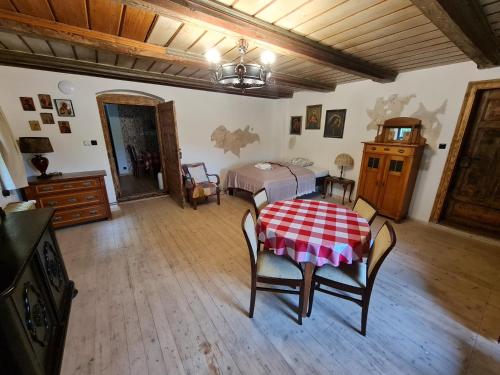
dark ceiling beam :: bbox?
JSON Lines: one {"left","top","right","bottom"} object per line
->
{"left": 0, "top": 50, "right": 294, "bottom": 99}
{"left": 0, "top": 10, "right": 334, "bottom": 92}
{"left": 411, "top": 0, "right": 500, "bottom": 67}
{"left": 123, "top": 0, "right": 398, "bottom": 82}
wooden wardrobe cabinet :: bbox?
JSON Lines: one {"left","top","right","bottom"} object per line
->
{"left": 357, "top": 117, "right": 426, "bottom": 222}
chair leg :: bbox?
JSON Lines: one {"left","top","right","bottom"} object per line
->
{"left": 249, "top": 276, "right": 256, "bottom": 318}
{"left": 297, "top": 281, "right": 304, "bottom": 325}
{"left": 307, "top": 281, "right": 316, "bottom": 317}
{"left": 361, "top": 295, "right": 371, "bottom": 336}
{"left": 217, "top": 191, "right": 220, "bottom": 205}
{"left": 193, "top": 198, "right": 197, "bottom": 210}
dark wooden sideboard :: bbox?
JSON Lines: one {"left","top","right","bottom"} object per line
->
{"left": 24, "top": 170, "right": 111, "bottom": 228}
{"left": 0, "top": 208, "right": 76, "bottom": 375}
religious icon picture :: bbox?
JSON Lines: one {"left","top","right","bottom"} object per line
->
{"left": 40, "top": 112, "right": 55, "bottom": 124}
{"left": 305, "top": 104, "right": 322, "bottom": 129}
{"left": 54, "top": 99, "right": 75, "bottom": 117}
{"left": 58, "top": 120, "right": 72, "bottom": 133}
{"left": 20, "top": 97, "right": 36, "bottom": 111}
{"left": 324, "top": 109, "right": 346, "bottom": 139}
{"left": 29, "top": 120, "right": 41, "bottom": 131}
{"left": 290, "top": 116, "right": 302, "bottom": 135}
{"left": 38, "top": 94, "right": 53, "bottom": 109}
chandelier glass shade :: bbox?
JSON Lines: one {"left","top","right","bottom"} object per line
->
{"left": 206, "top": 39, "right": 274, "bottom": 90}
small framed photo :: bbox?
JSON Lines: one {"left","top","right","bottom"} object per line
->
{"left": 40, "top": 112, "right": 55, "bottom": 124}
{"left": 290, "top": 116, "right": 302, "bottom": 135}
{"left": 38, "top": 94, "right": 53, "bottom": 109}
{"left": 58, "top": 121, "right": 72, "bottom": 133}
{"left": 54, "top": 99, "right": 75, "bottom": 117}
{"left": 20, "top": 97, "right": 36, "bottom": 111}
{"left": 324, "top": 109, "right": 346, "bottom": 139}
{"left": 29, "top": 120, "right": 41, "bottom": 131}
{"left": 305, "top": 104, "right": 322, "bottom": 129}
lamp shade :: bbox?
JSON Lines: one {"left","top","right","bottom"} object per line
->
{"left": 334, "top": 153, "right": 354, "bottom": 168}
{"left": 18, "top": 137, "right": 54, "bottom": 154}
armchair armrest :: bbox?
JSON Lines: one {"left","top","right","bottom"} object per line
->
{"left": 183, "top": 175, "right": 195, "bottom": 189}
{"left": 207, "top": 173, "right": 220, "bottom": 185}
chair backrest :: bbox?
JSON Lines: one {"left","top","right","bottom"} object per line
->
{"left": 127, "top": 144, "right": 137, "bottom": 163}
{"left": 252, "top": 188, "right": 269, "bottom": 216}
{"left": 182, "top": 162, "right": 209, "bottom": 184}
{"left": 241, "top": 210, "right": 258, "bottom": 265}
{"left": 367, "top": 221, "right": 396, "bottom": 282}
{"left": 353, "top": 196, "right": 377, "bottom": 224}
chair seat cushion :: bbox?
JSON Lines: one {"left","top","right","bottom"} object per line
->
{"left": 257, "top": 252, "right": 302, "bottom": 280}
{"left": 315, "top": 261, "right": 367, "bottom": 288}
{"left": 192, "top": 181, "right": 217, "bottom": 198}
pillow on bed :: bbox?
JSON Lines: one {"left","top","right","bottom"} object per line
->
{"left": 289, "top": 157, "right": 314, "bottom": 167}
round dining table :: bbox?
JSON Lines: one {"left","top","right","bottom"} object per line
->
{"left": 256, "top": 199, "right": 371, "bottom": 317}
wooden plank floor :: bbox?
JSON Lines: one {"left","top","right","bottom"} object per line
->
{"left": 57, "top": 194, "right": 500, "bottom": 375}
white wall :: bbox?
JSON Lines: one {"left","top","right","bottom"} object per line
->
{"left": 106, "top": 104, "right": 129, "bottom": 175}
{"left": 279, "top": 61, "right": 500, "bottom": 221}
{"left": 0, "top": 65, "right": 281, "bottom": 204}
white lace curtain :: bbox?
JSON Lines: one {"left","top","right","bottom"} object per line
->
{"left": 0, "top": 107, "right": 27, "bottom": 190}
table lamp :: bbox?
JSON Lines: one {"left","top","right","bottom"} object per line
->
{"left": 334, "top": 153, "right": 354, "bottom": 179}
{"left": 19, "top": 137, "right": 54, "bottom": 178}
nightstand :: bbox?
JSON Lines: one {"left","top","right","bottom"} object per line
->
{"left": 323, "top": 176, "right": 355, "bottom": 205}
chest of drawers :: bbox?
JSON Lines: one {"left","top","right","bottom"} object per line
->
{"left": 24, "top": 170, "right": 111, "bottom": 228}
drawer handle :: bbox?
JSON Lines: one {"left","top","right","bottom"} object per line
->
{"left": 41, "top": 186, "right": 53, "bottom": 191}
{"left": 86, "top": 195, "right": 96, "bottom": 200}
{"left": 53, "top": 216, "right": 62, "bottom": 221}
{"left": 63, "top": 184, "right": 73, "bottom": 188}
{"left": 72, "top": 213, "right": 81, "bottom": 218}
{"left": 67, "top": 198, "right": 77, "bottom": 203}
{"left": 384, "top": 148, "right": 390, "bottom": 151}
{"left": 82, "top": 181, "right": 92, "bottom": 186}
{"left": 89, "top": 210, "right": 98, "bottom": 215}
{"left": 398, "top": 149, "right": 404, "bottom": 153}
{"left": 47, "top": 201, "right": 57, "bottom": 206}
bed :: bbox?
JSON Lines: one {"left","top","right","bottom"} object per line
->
{"left": 226, "top": 162, "right": 329, "bottom": 203}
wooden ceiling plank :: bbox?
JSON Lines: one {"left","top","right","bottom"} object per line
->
{"left": 120, "top": 5, "right": 156, "bottom": 41}
{"left": 483, "top": 3, "right": 500, "bottom": 14}
{"left": 0, "top": 0, "right": 15, "bottom": 11}
{"left": 116, "top": 54, "right": 136, "bottom": 68}
{"left": 410, "top": 0, "right": 500, "bottom": 67}
{"left": 393, "top": 55, "right": 468, "bottom": 71}
{"left": 0, "top": 49, "right": 292, "bottom": 98}
{"left": 311, "top": 0, "right": 413, "bottom": 42}
{"left": 332, "top": 12, "right": 427, "bottom": 50}
{"left": 384, "top": 50, "right": 465, "bottom": 69}
{"left": 74, "top": 45, "right": 96, "bottom": 62}
{"left": 0, "top": 30, "right": 28, "bottom": 51}
{"left": 48, "top": 0, "right": 88, "bottom": 28}
{"left": 147, "top": 15, "right": 182, "bottom": 45}
{"left": 187, "top": 29, "right": 226, "bottom": 54}
{"left": 148, "top": 60, "right": 170, "bottom": 72}
{"left": 232, "top": 0, "right": 273, "bottom": 15}
{"left": 362, "top": 37, "right": 451, "bottom": 61}
{"left": 292, "top": 0, "right": 384, "bottom": 37}
{"left": 47, "top": 39, "right": 74, "bottom": 58}
{"left": 371, "top": 41, "right": 456, "bottom": 63}
{"left": 11, "top": 0, "right": 54, "bottom": 20}
{"left": 344, "top": 23, "right": 438, "bottom": 54}
{"left": 167, "top": 22, "right": 205, "bottom": 50}
{"left": 21, "top": 35, "right": 53, "bottom": 55}
{"left": 97, "top": 49, "right": 117, "bottom": 65}
{"left": 274, "top": 0, "right": 345, "bottom": 30}
{"left": 122, "top": 0, "right": 397, "bottom": 82}
{"left": 255, "top": 0, "right": 309, "bottom": 24}
{"left": 375, "top": 44, "right": 461, "bottom": 64}
{"left": 88, "top": 0, "right": 123, "bottom": 35}
{"left": 133, "top": 57, "right": 156, "bottom": 70}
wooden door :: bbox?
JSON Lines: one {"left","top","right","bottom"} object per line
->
{"left": 358, "top": 152, "right": 386, "bottom": 206}
{"left": 378, "top": 155, "right": 407, "bottom": 217}
{"left": 443, "top": 89, "right": 500, "bottom": 235}
{"left": 156, "top": 101, "right": 184, "bottom": 208}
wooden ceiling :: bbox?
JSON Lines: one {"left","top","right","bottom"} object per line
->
{"left": 0, "top": 0, "right": 496, "bottom": 98}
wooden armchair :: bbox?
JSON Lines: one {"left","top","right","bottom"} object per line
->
{"left": 181, "top": 162, "right": 220, "bottom": 209}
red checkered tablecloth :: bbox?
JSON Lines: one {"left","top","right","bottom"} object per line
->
{"left": 257, "top": 199, "right": 371, "bottom": 267}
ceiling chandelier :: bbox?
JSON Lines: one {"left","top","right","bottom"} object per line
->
{"left": 205, "top": 39, "right": 276, "bottom": 91}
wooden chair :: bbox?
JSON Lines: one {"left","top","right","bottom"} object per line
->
{"left": 307, "top": 221, "right": 396, "bottom": 335}
{"left": 353, "top": 196, "right": 377, "bottom": 224}
{"left": 252, "top": 188, "right": 269, "bottom": 217}
{"left": 181, "top": 162, "right": 220, "bottom": 209}
{"left": 241, "top": 210, "right": 306, "bottom": 325}
{"left": 127, "top": 144, "right": 146, "bottom": 177}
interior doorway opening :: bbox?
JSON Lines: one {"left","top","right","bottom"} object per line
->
{"left": 104, "top": 103, "right": 162, "bottom": 201}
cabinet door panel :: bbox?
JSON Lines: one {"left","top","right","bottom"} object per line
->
{"left": 359, "top": 153, "right": 385, "bottom": 206}
{"left": 378, "top": 156, "right": 407, "bottom": 216}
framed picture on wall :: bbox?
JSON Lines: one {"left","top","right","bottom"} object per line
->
{"left": 58, "top": 121, "right": 72, "bottom": 133}
{"left": 29, "top": 120, "right": 41, "bottom": 131}
{"left": 54, "top": 99, "right": 75, "bottom": 117}
{"left": 20, "top": 97, "right": 36, "bottom": 111}
{"left": 305, "top": 104, "right": 322, "bottom": 129}
{"left": 290, "top": 116, "right": 302, "bottom": 135}
{"left": 38, "top": 94, "right": 53, "bottom": 109}
{"left": 40, "top": 112, "right": 55, "bottom": 124}
{"left": 324, "top": 109, "right": 346, "bottom": 138}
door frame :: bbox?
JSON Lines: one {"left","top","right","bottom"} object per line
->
{"left": 96, "top": 93, "right": 166, "bottom": 201}
{"left": 430, "top": 78, "right": 500, "bottom": 222}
